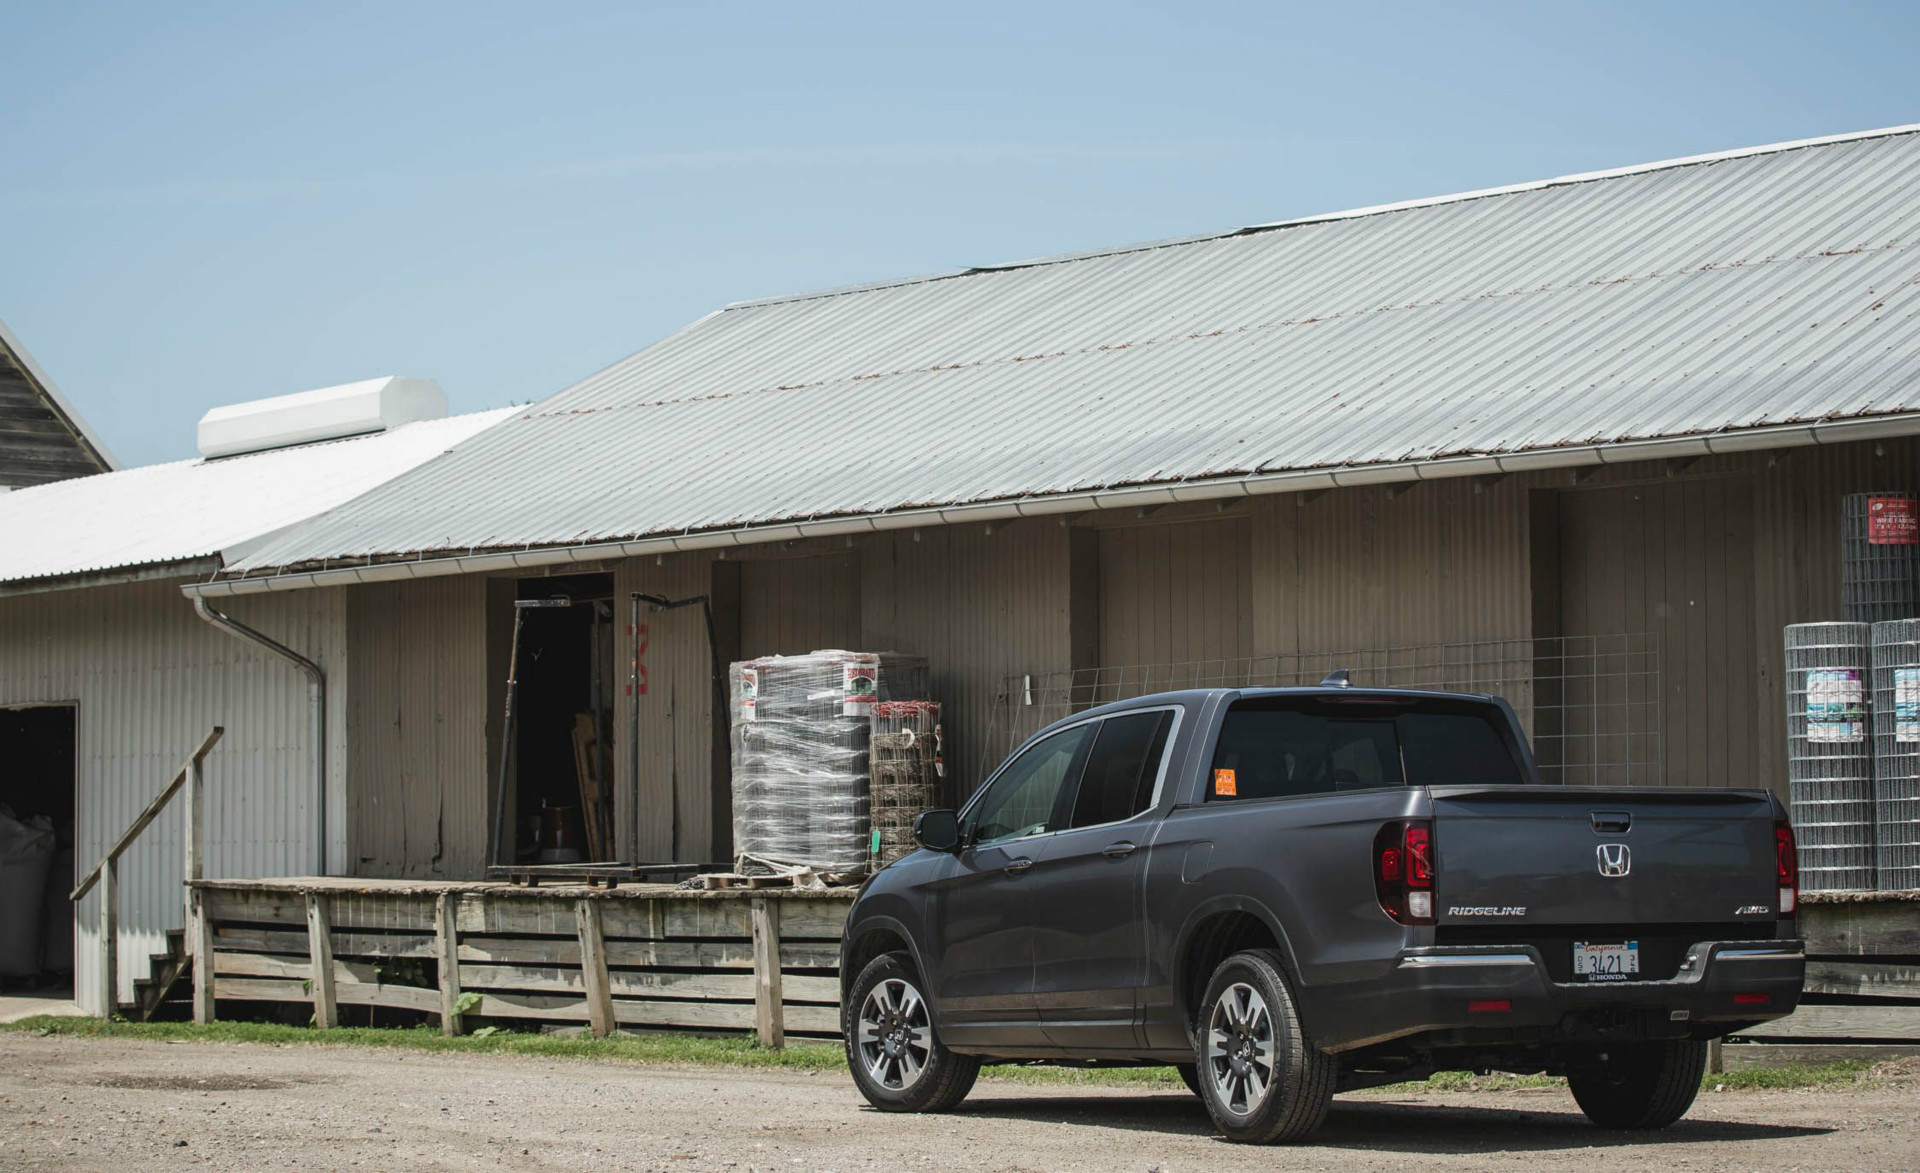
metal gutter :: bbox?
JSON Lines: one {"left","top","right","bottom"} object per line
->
{"left": 191, "top": 597, "right": 328, "bottom": 874}
{"left": 183, "top": 412, "right": 1920, "bottom": 600}
{"left": 0, "top": 558, "right": 219, "bottom": 599}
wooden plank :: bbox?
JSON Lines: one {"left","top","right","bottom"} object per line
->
{"left": 1735, "top": 1004, "right": 1920, "bottom": 1041}
{"left": 190, "top": 888, "right": 216, "bottom": 1025}
{"left": 1805, "top": 960, "right": 1920, "bottom": 999}
{"left": 753, "top": 898, "right": 784, "bottom": 1048}
{"left": 612, "top": 998, "right": 755, "bottom": 1031}
{"left": 212, "top": 926, "right": 437, "bottom": 959}
{"left": 780, "top": 1002, "right": 841, "bottom": 1034}
{"left": 203, "top": 887, "right": 438, "bottom": 932}
{"left": 184, "top": 754, "right": 205, "bottom": 939}
{"left": 215, "top": 977, "right": 309, "bottom": 1002}
{"left": 1721, "top": 1042, "right": 1920, "bottom": 1069}
{"left": 575, "top": 899, "right": 615, "bottom": 1039}
{"left": 435, "top": 893, "right": 464, "bottom": 1037}
{"left": 334, "top": 979, "right": 441, "bottom": 1015}
{"left": 780, "top": 975, "right": 840, "bottom": 1003}
{"left": 214, "top": 952, "right": 313, "bottom": 979}
{"left": 99, "top": 856, "right": 117, "bottom": 1019}
{"left": 1799, "top": 901, "right": 1920, "bottom": 956}
{"left": 453, "top": 934, "right": 837, "bottom": 969}
{"left": 467, "top": 991, "right": 593, "bottom": 1022}
{"left": 305, "top": 892, "right": 339, "bottom": 1030}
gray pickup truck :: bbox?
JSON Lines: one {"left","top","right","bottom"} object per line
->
{"left": 839, "top": 685, "right": 1805, "bottom": 1143}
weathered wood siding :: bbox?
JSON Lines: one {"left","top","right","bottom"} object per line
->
{"left": 344, "top": 576, "right": 491, "bottom": 878}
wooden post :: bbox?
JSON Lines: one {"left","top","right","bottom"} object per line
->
{"left": 575, "top": 898, "right": 615, "bottom": 1039}
{"left": 183, "top": 753, "right": 205, "bottom": 940}
{"left": 1708, "top": 1036, "right": 1724, "bottom": 1075}
{"left": 751, "top": 897, "right": 784, "bottom": 1049}
{"left": 98, "top": 856, "right": 117, "bottom": 1020}
{"left": 190, "top": 887, "right": 216, "bottom": 1024}
{"left": 305, "top": 891, "right": 338, "bottom": 1029}
{"left": 435, "top": 893, "right": 465, "bottom": 1037}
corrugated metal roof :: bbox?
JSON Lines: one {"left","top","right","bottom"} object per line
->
{"left": 0, "top": 408, "right": 514, "bottom": 587}
{"left": 228, "top": 126, "right": 1920, "bottom": 576}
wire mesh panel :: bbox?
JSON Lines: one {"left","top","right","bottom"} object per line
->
{"left": 1786, "top": 622, "right": 1876, "bottom": 892}
{"left": 1870, "top": 620, "right": 1920, "bottom": 890}
{"left": 869, "top": 702, "right": 944, "bottom": 870}
{"left": 1843, "top": 493, "right": 1920, "bottom": 624}
{"left": 991, "top": 633, "right": 1661, "bottom": 790}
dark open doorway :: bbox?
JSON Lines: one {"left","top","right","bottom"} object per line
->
{"left": 0, "top": 704, "right": 76, "bottom": 988}
{"left": 504, "top": 574, "right": 616, "bottom": 863}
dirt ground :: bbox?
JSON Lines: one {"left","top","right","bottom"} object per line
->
{"left": 2, "top": 1034, "right": 1915, "bottom": 1173}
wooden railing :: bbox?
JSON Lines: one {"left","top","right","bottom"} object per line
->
{"left": 70, "top": 727, "right": 224, "bottom": 1020}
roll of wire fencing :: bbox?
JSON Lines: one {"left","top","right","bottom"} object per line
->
{"left": 1786, "top": 622, "right": 1877, "bottom": 891}
{"left": 1843, "top": 493, "right": 1920, "bottom": 623}
{"left": 728, "top": 651, "right": 928, "bottom": 877}
{"left": 1871, "top": 620, "right": 1920, "bottom": 890}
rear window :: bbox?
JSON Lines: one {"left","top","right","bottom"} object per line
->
{"left": 1207, "top": 697, "right": 1526, "bottom": 800}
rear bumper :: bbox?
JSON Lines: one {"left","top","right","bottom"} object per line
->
{"left": 1309, "top": 938, "right": 1805, "bottom": 1053}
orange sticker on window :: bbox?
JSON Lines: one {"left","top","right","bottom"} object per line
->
{"left": 1213, "top": 768, "right": 1237, "bottom": 797}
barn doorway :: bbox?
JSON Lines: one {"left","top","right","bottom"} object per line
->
{"left": 0, "top": 703, "right": 75, "bottom": 989}
{"left": 502, "top": 574, "right": 616, "bottom": 864}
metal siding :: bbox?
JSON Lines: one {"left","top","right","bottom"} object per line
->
{"left": 1096, "top": 517, "right": 1253, "bottom": 669}
{"left": 0, "top": 579, "right": 344, "bottom": 1013}
{"left": 345, "top": 576, "right": 490, "bottom": 878}
{"left": 859, "top": 519, "right": 1074, "bottom": 797}
{"left": 615, "top": 552, "right": 722, "bottom": 863}
{"left": 227, "top": 129, "right": 1920, "bottom": 573}
{"left": 1252, "top": 477, "right": 1535, "bottom": 656}
{"left": 739, "top": 554, "right": 862, "bottom": 657}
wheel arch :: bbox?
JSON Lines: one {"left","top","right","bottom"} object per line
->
{"left": 1170, "top": 896, "right": 1305, "bottom": 1039}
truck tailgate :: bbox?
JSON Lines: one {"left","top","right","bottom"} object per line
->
{"left": 1430, "top": 786, "right": 1780, "bottom": 929}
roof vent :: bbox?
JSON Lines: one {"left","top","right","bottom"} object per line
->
{"left": 196, "top": 376, "right": 446, "bottom": 459}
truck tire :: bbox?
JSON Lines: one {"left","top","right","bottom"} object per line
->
{"left": 1567, "top": 1040, "right": 1707, "bottom": 1129}
{"left": 843, "top": 952, "right": 979, "bottom": 1113}
{"left": 1194, "top": 949, "right": 1336, "bottom": 1144}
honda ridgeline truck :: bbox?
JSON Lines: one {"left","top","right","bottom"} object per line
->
{"left": 839, "top": 684, "right": 1804, "bottom": 1144}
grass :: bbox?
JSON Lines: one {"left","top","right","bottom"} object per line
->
{"left": 3, "top": 1016, "right": 1904, "bottom": 1093}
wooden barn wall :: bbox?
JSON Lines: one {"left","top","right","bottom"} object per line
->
{"left": 344, "top": 576, "right": 490, "bottom": 879}
{"left": 860, "top": 518, "right": 1076, "bottom": 800}
{"left": 613, "top": 552, "right": 722, "bottom": 865}
{"left": 0, "top": 578, "right": 346, "bottom": 1012}
{"left": 1251, "top": 476, "right": 1535, "bottom": 658}
{"left": 1095, "top": 516, "right": 1253, "bottom": 670}
{"left": 739, "top": 553, "right": 862, "bottom": 657}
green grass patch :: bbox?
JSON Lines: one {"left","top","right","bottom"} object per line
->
{"left": 4, "top": 1018, "right": 1901, "bottom": 1094}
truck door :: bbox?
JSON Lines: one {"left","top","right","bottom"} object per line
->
{"left": 1028, "top": 708, "right": 1177, "bottom": 1051}
{"left": 927, "top": 722, "right": 1094, "bottom": 1050}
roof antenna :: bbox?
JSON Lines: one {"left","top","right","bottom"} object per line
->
{"left": 1319, "top": 669, "right": 1352, "bottom": 688}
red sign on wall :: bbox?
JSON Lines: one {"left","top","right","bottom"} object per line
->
{"left": 1868, "top": 496, "right": 1919, "bottom": 545}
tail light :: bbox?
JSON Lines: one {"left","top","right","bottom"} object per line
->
{"left": 1375, "top": 819, "right": 1435, "bottom": 926}
{"left": 1776, "top": 819, "right": 1798, "bottom": 917}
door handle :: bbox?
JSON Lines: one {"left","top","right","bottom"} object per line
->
{"left": 1003, "top": 858, "right": 1034, "bottom": 875}
{"left": 1103, "top": 841, "right": 1138, "bottom": 858}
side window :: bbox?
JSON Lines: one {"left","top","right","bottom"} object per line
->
{"left": 1209, "top": 708, "right": 1403, "bottom": 800}
{"left": 968, "top": 724, "right": 1094, "bottom": 846}
{"left": 1067, "top": 711, "right": 1175, "bottom": 829}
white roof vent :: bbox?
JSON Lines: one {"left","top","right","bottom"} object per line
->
{"left": 197, "top": 376, "right": 447, "bottom": 459}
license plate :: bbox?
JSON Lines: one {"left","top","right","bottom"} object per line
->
{"left": 1572, "top": 940, "right": 1640, "bottom": 981}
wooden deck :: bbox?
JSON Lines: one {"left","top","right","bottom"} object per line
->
{"left": 189, "top": 876, "right": 857, "bottom": 1045}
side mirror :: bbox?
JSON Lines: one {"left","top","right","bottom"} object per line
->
{"left": 913, "top": 809, "right": 962, "bottom": 853}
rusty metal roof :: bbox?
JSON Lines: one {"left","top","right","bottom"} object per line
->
{"left": 225, "top": 125, "right": 1920, "bottom": 577}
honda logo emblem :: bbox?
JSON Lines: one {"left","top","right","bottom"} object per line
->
{"left": 1597, "top": 843, "right": 1631, "bottom": 877}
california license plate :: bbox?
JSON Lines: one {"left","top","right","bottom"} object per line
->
{"left": 1572, "top": 940, "right": 1640, "bottom": 981}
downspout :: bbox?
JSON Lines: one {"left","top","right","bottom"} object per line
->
{"left": 193, "top": 597, "right": 328, "bottom": 875}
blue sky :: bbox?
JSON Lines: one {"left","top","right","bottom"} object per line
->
{"left": 5, "top": 1, "right": 1918, "bottom": 466}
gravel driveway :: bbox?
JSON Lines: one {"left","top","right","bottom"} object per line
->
{"left": 2, "top": 1034, "right": 1913, "bottom": 1172}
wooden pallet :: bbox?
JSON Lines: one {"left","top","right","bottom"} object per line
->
{"left": 695, "top": 870, "right": 863, "bottom": 890}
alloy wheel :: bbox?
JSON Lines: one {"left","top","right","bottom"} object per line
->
{"left": 1206, "top": 981, "right": 1276, "bottom": 1116}
{"left": 856, "top": 976, "right": 931, "bottom": 1090}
